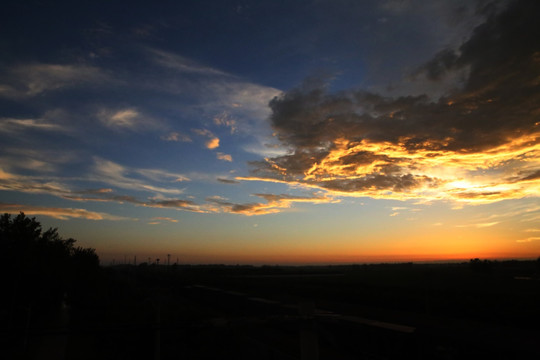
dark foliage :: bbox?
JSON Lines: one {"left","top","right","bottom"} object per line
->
{"left": 0, "top": 212, "right": 99, "bottom": 318}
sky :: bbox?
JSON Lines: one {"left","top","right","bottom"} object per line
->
{"left": 1, "top": 0, "right": 539, "bottom": 264}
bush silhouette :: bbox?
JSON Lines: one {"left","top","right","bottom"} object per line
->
{"left": 0, "top": 212, "right": 99, "bottom": 318}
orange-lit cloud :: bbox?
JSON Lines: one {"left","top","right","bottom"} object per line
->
{"left": 149, "top": 217, "right": 178, "bottom": 224}
{"left": 0, "top": 202, "right": 128, "bottom": 220}
{"left": 206, "top": 193, "right": 338, "bottom": 216}
{"left": 193, "top": 128, "right": 220, "bottom": 149}
{"left": 206, "top": 137, "right": 220, "bottom": 149}
{"left": 246, "top": 2, "right": 540, "bottom": 206}
{"left": 516, "top": 237, "right": 540, "bottom": 243}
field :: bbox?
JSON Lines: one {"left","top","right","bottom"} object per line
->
{"left": 4, "top": 260, "right": 540, "bottom": 359}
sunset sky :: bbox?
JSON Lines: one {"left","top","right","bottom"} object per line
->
{"left": 1, "top": 0, "right": 539, "bottom": 264}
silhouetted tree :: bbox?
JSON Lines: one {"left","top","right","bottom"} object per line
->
{"left": 0, "top": 212, "right": 99, "bottom": 319}
{"left": 469, "top": 258, "right": 493, "bottom": 273}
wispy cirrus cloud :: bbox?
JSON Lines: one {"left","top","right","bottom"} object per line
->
{"left": 0, "top": 117, "right": 67, "bottom": 133}
{"left": 161, "top": 131, "right": 192, "bottom": 142}
{"left": 148, "top": 48, "right": 229, "bottom": 76}
{"left": 0, "top": 63, "right": 109, "bottom": 98}
{"left": 0, "top": 202, "right": 129, "bottom": 221}
{"left": 91, "top": 157, "right": 188, "bottom": 194}
{"left": 0, "top": 154, "right": 190, "bottom": 202}
{"left": 148, "top": 216, "right": 179, "bottom": 224}
{"left": 206, "top": 193, "right": 337, "bottom": 216}
{"left": 516, "top": 237, "right": 540, "bottom": 243}
{"left": 456, "top": 222, "right": 499, "bottom": 228}
{"left": 97, "top": 108, "right": 163, "bottom": 131}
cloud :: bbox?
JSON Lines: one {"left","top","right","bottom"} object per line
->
{"left": 0, "top": 202, "right": 127, "bottom": 221}
{"left": 161, "top": 131, "right": 192, "bottom": 142}
{"left": 247, "top": 0, "right": 540, "bottom": 205}
{"left": 97, "top": 108, "right": 161, "bottom": 131}
{"left": 214, "top": 112, "right": 237, "bottom": 134}
{"left": 0, "top": 165, "right": 178, "bottom": 208}
{"left": 206, "top": 137, "right": 220, "bottom": 149}
{"left": 0, "top": 63, "right": 108, "bottom": 98}
{"left": 0, "top": 146, "right": 78, "bottom": 173}
{"left": 217, "top": 177, "right": 239, "bottom": 184}
{"left": 0, "top": 157, "right": 186, "bottom": 200}
{"left": 149, "top": 48, "right": 229, "bottom": 76}
{"left": 91, "top": 157, "right": 188, "bottom": 194}
{"left": 150, "top": 217, "right": 179, "bottom": 223}
{"left": 100, "top": 109, "right": 138, "bottom": 128}
{"left": 143, "top": 197, "right": 213, "bottom": 213}
{"left": 206, "top": 193, "right": 337, "bottom": 216}
{"left": 216, "top": 152, "right": 232, "bottom": 162}
{"left": 0, "top": 167, "right": 72, "bottom": 197}
{"left": 456, "top": 221, "right": 499, "bottom": 228}
{"left": 0, "top": 118, "right": 66, "bottom": 133}
{"left": 193, "top": 128, "right": 220, "bottom": 149}
{"left": 516, "top": 237, "right": 540, "bottom": 243}
{"left": 0, "top": 164, "right": 334, "bottom": 216}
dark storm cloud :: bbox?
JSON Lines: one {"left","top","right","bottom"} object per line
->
{"left": 250, "top": 0, "right": 540, "bottom": 199}
{"left": 322, "top": 174, "right": 438, "bottom": 193}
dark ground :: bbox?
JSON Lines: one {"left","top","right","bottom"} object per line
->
{"left": 3, "top": 259, "right": 540, "bottom": 359}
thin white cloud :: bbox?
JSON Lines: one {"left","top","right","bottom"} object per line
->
{"left": 0, "top": 117, "right": 69, "bottom": 134}
{"left": 97, "top": 108, "right": 161, "bottom": 131}
{"left": 0, "top": 63, "right": 109, "bottom": 98}
{"left": 216, "top": 152, "right": 233, "bottom": 162}
{"left": 135, "top": 168, "right": 190, "bottom": 183}
{"left": 149, "top": 48, "right": 229, "bottom": 76}
{"left": 103, "top": 109, "right": 138, "bottom": 127}
{"left": 92, "top": 157, "right": 187, "bottom": 194}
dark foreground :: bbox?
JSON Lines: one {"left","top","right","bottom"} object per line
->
{"left": 2, "top": 260, "right": 540, "bottom": 359}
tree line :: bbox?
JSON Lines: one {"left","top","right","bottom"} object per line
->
{"left": 0, "top": 212, "right": 100, "bottom": 322}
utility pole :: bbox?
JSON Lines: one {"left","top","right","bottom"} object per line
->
{"left": 167, "top": 254, "right": 171, "bottom": 266}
